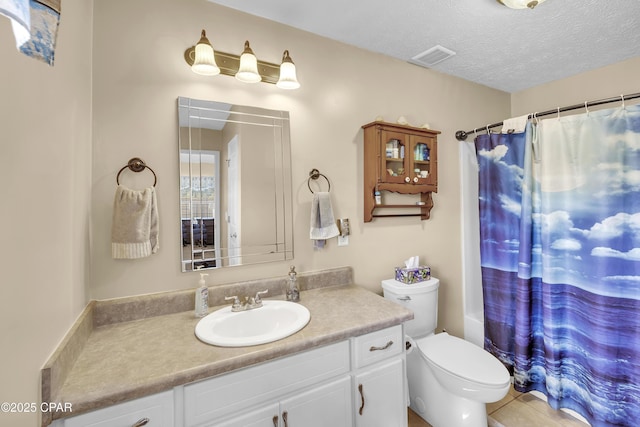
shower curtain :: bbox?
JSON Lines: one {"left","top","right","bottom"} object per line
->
{"left": 475, "top": 104, "right": 640, "bottom": 427}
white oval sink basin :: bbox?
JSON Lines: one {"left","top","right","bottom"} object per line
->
{"left": 195, "top": 300, "right": 311, "bottom": 347}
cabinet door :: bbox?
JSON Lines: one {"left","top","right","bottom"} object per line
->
{"left": 408, "top": 134, "right": 437, "bottom": 187}
{"left": 379, "top": 130, "right": 410, "bottom": 184}
{"left": 279, "top": 376, "right": 352, "bottom": 427}
{"left": 215, "top": 403, "right": 280, "bottom": 427}
{"left": 354, "top": 358, "right": 406, "bottom": 427}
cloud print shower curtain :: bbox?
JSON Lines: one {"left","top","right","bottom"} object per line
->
{"left": 475, "top": 104, "right": 640, "bottom": 427}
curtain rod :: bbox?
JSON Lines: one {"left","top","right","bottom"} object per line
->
{"left": 455, "top": 91, "right": 640, "bottom": 141}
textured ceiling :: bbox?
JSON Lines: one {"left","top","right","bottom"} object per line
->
{"left": 207, "top": 0, "right": 640, "bottom": 93}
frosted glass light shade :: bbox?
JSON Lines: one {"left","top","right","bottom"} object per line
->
{"left": 235, "top": 41, "right": 261, "bottom": 83}
{"left": 498, "top": 0, "right": 546, "bottom": 9}
{"left": 276, "top": 50, "right": 300, "bottom": 90}
{"left": 191, "top": 30, "right": 220, "bottom": 76}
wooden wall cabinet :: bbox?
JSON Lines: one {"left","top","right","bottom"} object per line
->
{"left": 362, "top": 121, "right": 440, "bottom": 222}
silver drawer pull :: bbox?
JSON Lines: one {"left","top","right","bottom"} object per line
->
{"left": 132, "top": 418, "right": 150, "bottom": 427}
{"left": 369, "top": 340, "right": 393, "bottom": 352}
{"left": 397, "top": 296, "right": 411, "bottom": 301}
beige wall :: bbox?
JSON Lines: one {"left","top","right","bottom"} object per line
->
{"left": 0, "top": 1, "right": 93, "bottom": 426}
{"left": 2, "top": 0, "right": 635, "bottom": 424}
{"left": 90, "top": 0, "right": 510, "bottom": 339}
{"left": 511, "top": 56, "right": 640, "bottom": 116}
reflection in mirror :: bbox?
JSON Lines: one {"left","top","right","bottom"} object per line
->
{"left": 178, "top": 97, "right": 293, "bottom": 272}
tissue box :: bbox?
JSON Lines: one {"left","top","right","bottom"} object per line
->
{"left": 395, "top": 266, "right": 431, "bottom": 284}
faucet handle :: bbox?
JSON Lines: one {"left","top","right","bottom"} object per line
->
{"left": 254, "top": 289, "right": 268, "bottom": 304}
{"left": 225, "top": 295, "right": 242, "bottom": 310}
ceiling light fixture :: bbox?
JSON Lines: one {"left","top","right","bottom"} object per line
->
{"left": 497, "top": 0, "right": 546, "bottom": 9}
{"left": 184, "top": 30, "right": 300, "bottom": 89}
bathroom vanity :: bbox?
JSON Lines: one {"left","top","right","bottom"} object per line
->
{"left": 42, "top": 268, "right": 412, "bottom": 427}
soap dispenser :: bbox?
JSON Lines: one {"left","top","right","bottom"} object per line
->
{"left": 286, "top": 265, "right": 300, "bottom": 302}
{"left": 195, "top": 271, "right": 209, "bottom": 318}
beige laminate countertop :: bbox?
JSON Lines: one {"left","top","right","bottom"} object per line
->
{"left": 49, "top": 283, "right": 413, "bottom": 422}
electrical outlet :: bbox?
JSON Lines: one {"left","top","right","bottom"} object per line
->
{"left": 338, "top": 235, "right": 349, "bottom": 246}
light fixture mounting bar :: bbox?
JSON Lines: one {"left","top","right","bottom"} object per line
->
{"left": 184, "top": 46, "right": 280, "bottom": 84}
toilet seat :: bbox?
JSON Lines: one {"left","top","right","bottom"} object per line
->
{"left": 416, "top": 333, "right": 510, "bottom": 388}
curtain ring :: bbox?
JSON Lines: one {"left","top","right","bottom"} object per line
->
{"left": 533, "top": 112, "right": 539, "bottom": 125}
{"left": 486, "top": 124, "right": 490, "bottom": 135}
{"left": 584, "top": 101, "right": 589, "bottom": 115}
{"left": 557, "top": 107, "right": 560, "bottom": 120}
{"left": 621, "top": 94, "right": 626, "bottom": 109}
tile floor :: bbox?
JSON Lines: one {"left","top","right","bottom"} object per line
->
{"left": 408, "top": 387, "right": 589, "bottom": 427}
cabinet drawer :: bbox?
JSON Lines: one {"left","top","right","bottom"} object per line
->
{"left": 352, "top": 325, "right": 403, "bottom": 368}
{"left": 183, "top": 340, "right": 350, "bottom": 426}
{"left": 62, "top": 390, "right": 174, "bottom": 427}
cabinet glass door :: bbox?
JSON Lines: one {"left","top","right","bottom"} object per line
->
{"left": 380, "top": 131, "right": 409, "bottom": 184}
{"left": 409, "top": 135, "right": 435, "bottom": 186}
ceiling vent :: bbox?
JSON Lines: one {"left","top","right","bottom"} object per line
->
{"left": 409, "top": 45, "right": 456, "bottom": 68}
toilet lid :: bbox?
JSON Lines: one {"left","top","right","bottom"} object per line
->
{"left": 417, "top": 333, "right": 510, "bottom": 387}
{"left": 381, "top": 278, "right": 439, "bottom": 295}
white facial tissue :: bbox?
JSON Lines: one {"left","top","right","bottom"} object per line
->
{"left": 404, "top": 256, "right": 419, "bottom": 269}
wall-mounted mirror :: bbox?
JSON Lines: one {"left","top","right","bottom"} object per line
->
{"left": 178, "top": 97, "right": 293, "bottom": 272}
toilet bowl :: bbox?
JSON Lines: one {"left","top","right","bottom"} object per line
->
{"left": 411, "top": 333, "right": 511, "bottom": 426}
{"left": 382, "top": 278, "right": 511, "bottom": 427}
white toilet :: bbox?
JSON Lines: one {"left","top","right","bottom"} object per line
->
{"left": 382, "top": 277, "right": 510, "bottom": 427}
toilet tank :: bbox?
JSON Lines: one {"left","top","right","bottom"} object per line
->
{"left": 382, "top": 278, "right": 440, "bottom": 338}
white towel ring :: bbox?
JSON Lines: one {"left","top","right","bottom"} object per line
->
{"left": 308, "top": 168, "right": 330, "bottom": 193}
{"left": 117, "top": 157, "right": 157, "bottom": 187}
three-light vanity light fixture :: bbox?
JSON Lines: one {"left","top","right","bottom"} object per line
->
{"left": 184, "top": 30, "right": 300, "bottom": 90}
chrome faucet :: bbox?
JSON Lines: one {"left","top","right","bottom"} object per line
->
{"left": 225, "top": 290, "right": 268, "bottom": 312}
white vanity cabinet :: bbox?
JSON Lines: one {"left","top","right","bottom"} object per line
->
{"left": 352, "top": 326, "right": 407, "bottom": 427}
{"left": 50, "top": 326, "right": 406, "bottom": 427}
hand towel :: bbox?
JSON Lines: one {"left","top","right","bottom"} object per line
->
{"left": 111, "top": 185, "right": 159, "bottom": 259}
{"left": 501, "top": 114, "right": 529, "bottom": 134}
{"left": 310, "top": 192, "right": 339, "bottom": 249}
